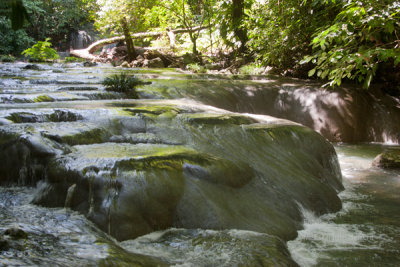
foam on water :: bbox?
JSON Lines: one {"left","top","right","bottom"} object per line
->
{"left": 288, "top": 144, "right": 400, "bottom": 266}
{"left": 287, "top": 207, "right": 387, "bottom": 266}
{"left": 121, "top": 228, "right": 293, "bottom": 266}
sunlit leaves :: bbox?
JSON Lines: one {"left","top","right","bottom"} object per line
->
{"left": 304, "top": 0, "right": 400, "bottom": 88}
{"left": 21, "top": 37, "right": 59, "bottom": 61}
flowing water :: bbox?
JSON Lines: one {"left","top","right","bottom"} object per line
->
{"left": 1, "top": 144, "right": 398, "bottom": 266}
{"left": 288, "top": 144, "right": 400, "bottom": 266}
{"left": 0, "top": 62, "right": 399, "bottom": 266}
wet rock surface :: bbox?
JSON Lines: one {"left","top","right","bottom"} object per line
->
{"left": 0, "top": 187, "right": 167, "bottom": 266}
{"left": 0, "top": 62, "right": 345, "bottom": 265}
{"left": 141, "top": 78, "right": 400, "bottom": 143}
{"left": 372, "top": 150, "right": 400, "bottom": 169}
{"left": 0, "top": 98, "right": 343, "bottom": 242}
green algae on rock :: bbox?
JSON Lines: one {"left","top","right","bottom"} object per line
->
{"left": 0, "top": 63, "right": 346, "bottom": 265}
{"left": 0, "top": 99, "right": 342, "bottom": 243}
{"left": 372, "top": 150, "right": 400, "bottom": 169}
{"left": 34, "top": 95, "right": 55, "bottom": 103}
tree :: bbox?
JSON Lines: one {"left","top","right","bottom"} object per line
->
{"left": 95, "top": 0, "right": 157, "bottom": 36}
{"left": 120, "top": 17, "right": 137, "bottom": 60}
{"left": 215, "top": 0, "right": 252, "bottom": 53}
{"left": 245, "top": 0, "right": 340, "bottom": 71}
{"left": 0, "top": 0, "right": 33, "bottom": 55}
{"left": 154, "top": 0, "right": 215, "bottom": 55}
{"left": 303, "top": 0, "right": 400, "bottom": 88}
{"left": 4, "top": 0, "right": 29, "bottom": 30}
{"left": 23, "top": 0, "right": 97, "bottom": 45}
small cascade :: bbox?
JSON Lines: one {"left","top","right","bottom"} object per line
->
{"left": 1, "top": 62, "right": 398, "bottom": 265}
{"left": 64, "top": 184, "right": 76, "bottom": 208}
{"left": 288, "top": 144, "right": 400, "bottom": 266}
{"left": 70, "top": 30, "right": 95, "bottom": 50}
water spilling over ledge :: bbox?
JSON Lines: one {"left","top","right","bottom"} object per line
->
{"left": 0, "top": 62, "right": 348, "bottom": 265}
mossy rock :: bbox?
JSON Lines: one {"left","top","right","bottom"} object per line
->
{"left": 4, "top": 226, "right": 28, "bottom": 240}
{"left": 5, "top": 110, "right": 81, "bottom": 123}
{"left": 372, "top": 150, "right": 400, "bottom": 169}
{"left": 64, "top": 143, "right": 212, "bottom": 173}
{"left": 124, "top": 105, "right": 183, "bottom": 119}
{"left": 6, "top": 112, "right": 42, "bottom": 123}
{"left": 46, "top": 110, "right": 83, "bottom": 122}
{"left": 41, "top": 124, "right": 109, "bottom": 146}
{"left": 0, "top": 236, "right": 9, "bottom": 250}
{"left": 34, "top": 95, "right": 55, "bottom": 103}
{"left": 179, "top": 113, "right": 257, "bottom": 126}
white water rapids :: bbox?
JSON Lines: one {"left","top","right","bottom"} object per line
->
{"left": 288, "top": 144, "right": 400, "bottom": 266}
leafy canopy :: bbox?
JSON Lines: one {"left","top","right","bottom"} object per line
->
{"left": 303, "top": 0, "right": 400, "bottom": 88}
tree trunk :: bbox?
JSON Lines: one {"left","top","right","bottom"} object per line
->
{"left": 232, "top": 0, "right": 247, "bottom": 52}
{"left": 120, "top": 17, "right": 137, "bottom": 61}
{"left": 70, "top": 26, "right": 210, "bottom": 60}
{"left": 166, "top": 28, "right": 176, "bottom": 49}
{"left": 189, "top": 31, "right": 198, "bottom": 55}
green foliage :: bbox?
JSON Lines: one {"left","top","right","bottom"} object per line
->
{"left": 215, "top": 0, "right": 251, "bottom": 51}
{"left": 7, "top": 0, "right": 29, "bottom": 30}
{"left": 23, "top": 0, "right": 98, "bottom": 44}
{"left": 0, "top": 54, "right": 16, "bottom": 62}
{"left": 64, "top": 56, "right": 85, "bottom": 63}
{"left": 34, "top": 95, "right": 54, "bottom": 102}
{"left": 246, "top": 0, "right": 339, "bottom": 70}
{"left": 21, "top": 38, "right": 59, "bottom": 62}
{"left": 186, "top": 63, "right": 207, "bottom": 73}
{"left": 102, "top": 73, "right": 142, "bottom": 98}
{"left": 238, "top": 63, "right": 264, "bottom": 75}
{"left": 0, "top": 16, "right": 33, "bottom": 55}
{"left": 95, "top": 0, "right": 157, "bottom": 36}
{"left": 303, "top": 1, "right": 400, "bottom": 88}
{"left": 1, "top": 0, "right": 97, "bottom": 55}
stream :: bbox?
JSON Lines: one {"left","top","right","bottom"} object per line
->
{"left": 289, "top": 144, "right": 400, "bottom": 266}
{"left": 1, "top": 144, "right": 399, "bottom": 266}
{"left": 0, "top": 62, "right": 399, "bottom": 266}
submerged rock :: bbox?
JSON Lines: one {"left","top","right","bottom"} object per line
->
{"left": 23, "top": 64, "right": 42, "bottom": 70}
{"left": 372, "top": 150, "right": 400, "bottom": 169}
{"left": 0, "top": 187, "right": 168, "bottom": 266}
{"left": 0, "top": 236, "right": 10, "bottom": 250}
{"left": 121, "top": 228, "right": 299, "bottom": 267}
{"left": 4, "top": 226, "right": 28, "bottom": 239}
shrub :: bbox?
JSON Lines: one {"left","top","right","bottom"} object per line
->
{"left": 0, "top": 55, "right": 16, "bottom": 62}
{"left": 64, "top": 56, "right": 85, "bottom": 63}
{"left": 186, "top": 63, "right": 206, "bottom": 73}
{"left": 302, "top": 1, "right": 400, "bottom": 88}
{"left": 102, "top": 73, "right": 143, "bottom": 98}
{"left": 0, "top": 17, "right": 34, "bottom": 55}
{"left": 238, "top": 63, "right": 264, "bottom": 75}
{"left": 21, "top": 38, "right": 59, "bottom": 62}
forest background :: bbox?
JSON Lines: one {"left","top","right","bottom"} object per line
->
{"left": 0, "top": 0, "right": 399, "bottom": 90}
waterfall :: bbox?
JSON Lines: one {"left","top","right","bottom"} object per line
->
{"left": 70, "top": 30, "right": 95, "bottom": 49}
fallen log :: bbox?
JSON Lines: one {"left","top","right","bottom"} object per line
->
{"left": 70, "top": 26, "right": 209, "bottom": 61}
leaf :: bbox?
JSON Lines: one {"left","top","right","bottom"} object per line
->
{"left": 308, "top": 68, "right": 316, "bottom": 77}
{"left": 321, "top": 69, "right": 329, "bottom": 79}
{"left": 347, "top": 23, "right": 354, "bottom": 33}
{"left": 300, "top": 55, "right": 313, "bottom": 64}
{"left": 395, "top": 56, "right": 400, "bottom": 66}
{"left": 386, "top": 22, "right": 394, "bottom": 34}
{"left": 363, "top": 72, "right": 373, "bottom": 88}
